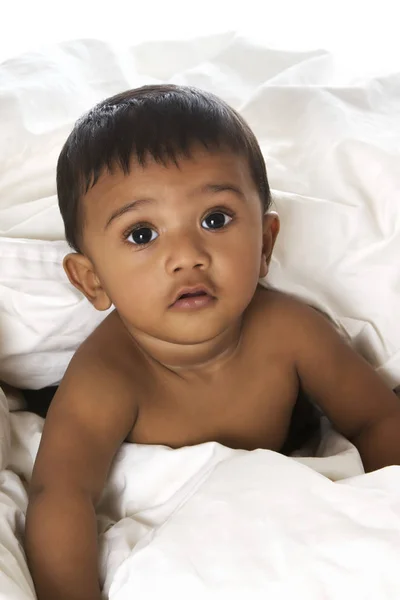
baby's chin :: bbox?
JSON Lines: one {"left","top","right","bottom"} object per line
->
{"left": 133, "top": 321, "right": 238, "bottom": 348}
{"left": 151, "top": 325, "right": 228, "bottom": 347}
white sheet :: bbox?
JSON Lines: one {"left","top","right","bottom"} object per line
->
{"left": 2, "top": 403, "right": 400, "bottom": 600}
{"left": 0, "top": 238, "right": 110, "bottom": 389}
{"left": 1, "top": 31, "right": 400, "bottom": 598}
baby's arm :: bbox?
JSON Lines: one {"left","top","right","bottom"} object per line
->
{"left": 25, "top": 351, "right": 137, "bottom": 600}
{"left": 287, "top": 302, "right": 400, "bottom": 472}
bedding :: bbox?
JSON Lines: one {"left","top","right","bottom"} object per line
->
{"left": 0, "top": 238, "right": 109, "bottom": 389}
{"left": 1, "top": 31, "right": 400, "bottom": 599}
{"left": 2, "top": 399, "right": 400, "bottom": 599}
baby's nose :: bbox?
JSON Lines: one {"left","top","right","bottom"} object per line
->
{"left": 165, "top": 233, "right": 211, "bottom": 273}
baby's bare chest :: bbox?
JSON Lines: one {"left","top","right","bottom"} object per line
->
{"left": 129, "top": 360, "right": 299, "bottom": 452}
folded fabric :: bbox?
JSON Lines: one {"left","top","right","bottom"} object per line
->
{"left": 0, "top": 238, "right": 110, "bottom": 388}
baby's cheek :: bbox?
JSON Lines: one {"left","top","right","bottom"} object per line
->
{"left": 111, "top": 267, "right": 158, "bottom": 308}
{"left": 230, "top": 238, "right": 261, "bottom": 275}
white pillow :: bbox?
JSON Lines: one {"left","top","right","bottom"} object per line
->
{"left": 0, "top": 36, "right": 399, "bottom": 389}
{"left": 0, "top": 238, "right": 109, "bottom": 389}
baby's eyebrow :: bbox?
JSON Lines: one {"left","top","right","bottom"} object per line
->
{"left": 104, "top": 198, "right": 155, "bottom": 229}
{"left": 198, "top": 183, "right": 246, "bottom": 201}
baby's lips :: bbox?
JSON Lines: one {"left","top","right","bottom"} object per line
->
{"left": 170, "top": 284, "right": 213, "bottom": 306}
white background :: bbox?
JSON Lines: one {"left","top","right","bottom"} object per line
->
{"left": 0, "top": 0, "right": 399, "bottom": 73}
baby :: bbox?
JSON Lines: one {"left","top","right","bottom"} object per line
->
{"left": 25, "top": 85, "right": 400, "bottom": 600}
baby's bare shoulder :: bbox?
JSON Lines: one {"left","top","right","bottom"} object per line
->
{"left": 33, "top": 312, "right": 141, "bottom": 505}
{"left": 77, "top": 310, "right": 149, "bottom": 377}
{"left": 59, "top": 310, "right": 144, "bottom": 416}
{"left": 250, "top": 286, "right": 315, "bottom": 324}
{"left": 248, "top": 287, "right": 333, "bottom": 352}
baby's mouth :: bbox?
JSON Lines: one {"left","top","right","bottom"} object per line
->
{"left": 170, "top": 287, "right": 215, "bottom": 309}
{"left": 178, "top": 290, "right": 208, "bottom": 300}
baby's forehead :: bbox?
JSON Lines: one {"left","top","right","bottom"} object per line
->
{"left": 84, "top": 147, "right": 254, "bottom": 200}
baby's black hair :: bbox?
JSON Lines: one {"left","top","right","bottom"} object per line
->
{"left": 57, "top": 84, "right": 271, "bottom": 252}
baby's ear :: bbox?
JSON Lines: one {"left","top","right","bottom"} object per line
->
{"left": 63, "top": 253, "right": 111, "bottom": 311}
{"left": 259, "top": 212, "right": 280, "bottom": 278}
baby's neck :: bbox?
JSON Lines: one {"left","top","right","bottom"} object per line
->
{"left": 126, "top": 319, "right": 243, "bottom": 377}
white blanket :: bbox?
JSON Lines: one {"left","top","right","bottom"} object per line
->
{"left": 2, "top": 399, "right": 400, "bottom": 600}
{"left": 1, "top": 31, "right": 400, "bottom": 600}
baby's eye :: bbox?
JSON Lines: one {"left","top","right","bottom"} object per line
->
{"left": 127, "top": 227, "right": 158, "bottom": 245}
{"left": 201, "top": 212, "right": 232, "bottom": 230}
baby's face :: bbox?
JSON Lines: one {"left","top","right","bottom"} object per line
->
{"left": 79, "top": 147, "right": 271, "bottom": 345}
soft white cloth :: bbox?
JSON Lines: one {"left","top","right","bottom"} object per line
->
{"left": 0, "top": 35, "right": 399, "bottom": 389}
{"left": 1, "top": 29, "right": 400, "bottom": 600}
{"left": 0, "top": 396, "right": 36, "bottom": 600}
{"left": 1, "top": 405, "right": 400, "bottom": 600}
{"left": 0, "top": 238, "right": 110, "bottom": 389}
{"left": 104, "top": 451, "right": 400, "bottom": 600}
